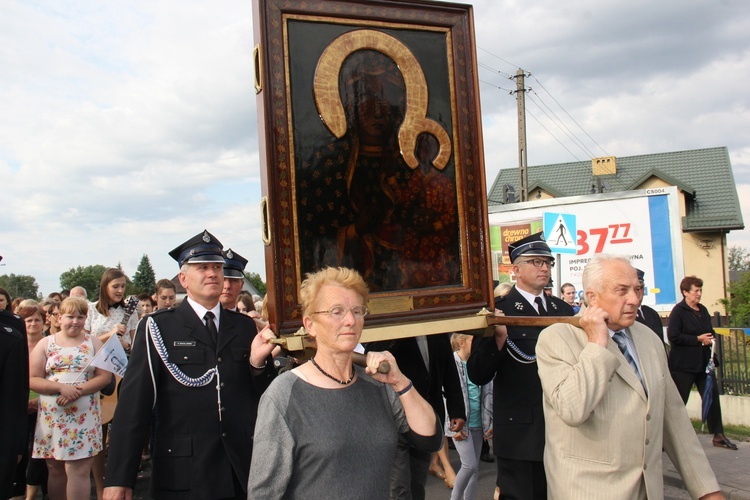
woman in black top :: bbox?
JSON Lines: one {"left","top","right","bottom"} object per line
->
{"left": 667, "top": 275, "right": 737, "bottom": 450}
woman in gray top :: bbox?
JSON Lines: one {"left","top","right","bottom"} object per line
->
{"left": 247, "top": 267, "right": 443, "bottom": 499}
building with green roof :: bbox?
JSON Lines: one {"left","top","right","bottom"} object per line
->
{"left": 487, "top": 146, "right": 744, "bottom": 311}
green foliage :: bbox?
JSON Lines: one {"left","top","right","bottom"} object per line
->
{"left": 0, "top": 273, "right": 40, "bottom": 300}
{"left": 132, "top": 254, "right": 157, "bottom": 295}
{"left": 728, "top": 245, "right": 750, "bottom": 272}
{"left": 724, "top": 271, "right": 750, "bottom": 321}
{"left": 59, "top": 265, "right": 109, "bottom": 298}
{"left": 244, "top": 271, "right": 267, "bottom": 295}
{"left": 124, "top": 276, "right": 138, "bottom": 298}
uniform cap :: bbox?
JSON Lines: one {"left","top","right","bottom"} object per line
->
{"left": 222, "top": 248, "right": 248, "bottom": 279}
{"left": 509, "top": 232, "right": 552, "bottom": 263}
{"left": 168, "top": 230, "right": 224, "bottom": 268}
{"left": 635, "top": 268, "right": 645, "bottom": 282}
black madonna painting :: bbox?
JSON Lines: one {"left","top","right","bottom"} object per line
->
{"left": 253, "top": 0, "right": 492, "bottom": 331}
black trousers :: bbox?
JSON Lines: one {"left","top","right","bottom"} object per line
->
{"left": 670, "top": 370, "right": 724, "bottom": 435}
{"left": 496, "top": 457, "right": 546, "bottom": 499}
{"left": 390, "top": 437, "right": 431, "bottom": 500}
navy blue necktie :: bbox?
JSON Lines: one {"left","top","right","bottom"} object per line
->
{"left": 534, "top": 297, "right": 547, "bottom": 316}
{"left": 204, "top": 311, "right": 218, "bottom": 345}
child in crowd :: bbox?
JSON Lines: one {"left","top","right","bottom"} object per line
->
{"left": 447, "top": 333, "right": 493, "bottom": 500}
{"left": 29, "top": 297, "right": 110, "bottom": 500}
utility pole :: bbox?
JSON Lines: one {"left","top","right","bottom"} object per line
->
{"left": 513, "top": 69, "right": 529, "bottom": 202}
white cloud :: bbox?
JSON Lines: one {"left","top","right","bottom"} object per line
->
{"left": 2, "top": 0, "right": 749, "bottom": 295}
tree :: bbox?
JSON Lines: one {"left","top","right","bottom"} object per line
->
{"left": 132, "top": 254, "right": 157, "bottom": 295}
{"left": 244, "top": 272, "right": 267, "bottom": 295}
{"left": 59, "top": 265, "right": 108, "bottom": 298}
{"left": 723, "top": 272, "right": 750, "bottom": 321}
{"left": 728, "top": 245, "right": 750, "bottom": 272}
{"left": 0, "top": 273, "right": 40, "bottom": 300}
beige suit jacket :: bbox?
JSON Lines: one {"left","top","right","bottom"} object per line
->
{"left": 537, "top": 321, "right": 720, "bottom": 499}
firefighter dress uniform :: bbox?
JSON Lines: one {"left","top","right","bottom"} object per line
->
{"left": 105, "top": 231, "right": 275, "bottom": 499}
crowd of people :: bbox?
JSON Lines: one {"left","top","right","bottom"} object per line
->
{"left": 0, "top": 229, "right": 736, "bottom": 500}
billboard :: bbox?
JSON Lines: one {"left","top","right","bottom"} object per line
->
{"left": 488, "top": 187, "right": 684, "bottom": 312}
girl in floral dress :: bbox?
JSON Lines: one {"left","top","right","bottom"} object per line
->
{"left": 29, "top": 297, "right": 111, "bottom": 500}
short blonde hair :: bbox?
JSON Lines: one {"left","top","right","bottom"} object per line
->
{"left": 299, "top": 267, "right": 369, "bottom": 317}
{"left": 450, "top": 332, "right": 471, "bottom": 351}
{"left": 60, "top": 297, "right": 89, "bottom": 316}
{"left": 494, "top": 282, "right": 513, "bottom": 298}
{"left": 18, "top": 298, "right": 39, "bottom": 310}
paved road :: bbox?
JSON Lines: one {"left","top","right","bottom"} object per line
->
{"left": 92, "top": 432, "right": 747, "bottom": 499}
{"left": 425, "top": 433, "right": 750, "bottom": 499}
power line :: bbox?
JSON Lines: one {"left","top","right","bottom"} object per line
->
{"left": 475, "top": 47, "right": 645, "bottom": 195}
{"left": 476, "top": 46, "right": 608, "bottom": 164}
{"left": 477, "top": 46, "right": 517, "bottom": 78}
{"left": 478, "top": 61, "right": 514, "bottom": 81}
{"left": 524, "top": 107, "right": 584, "bottom": 163}
{"left": 526, "top": 91, "right": 598, "bottom": 159}
{"left": 479, "top": 78, "right": 514, "bottom": 94}
{"left": 530, "top": 75, "right": 610, "bottom": 157}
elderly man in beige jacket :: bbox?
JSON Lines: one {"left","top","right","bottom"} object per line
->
{"left": 537, "top": 254, "right": 723, "bottom": 500}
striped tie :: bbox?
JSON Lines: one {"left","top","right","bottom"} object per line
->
{"left": 612, "top": 330, "right": 646, "bottom": 393}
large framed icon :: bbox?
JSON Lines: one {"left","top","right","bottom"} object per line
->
{"left": 253, "top": 0, "right": 493, "bottom": 334}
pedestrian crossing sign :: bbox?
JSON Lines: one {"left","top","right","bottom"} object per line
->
{"left": 543, "top": 212, "right": 577, "bottom": 254}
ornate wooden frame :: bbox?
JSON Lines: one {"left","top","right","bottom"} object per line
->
{"left": 253, "top": 0, "right": 492, "bottom": 334}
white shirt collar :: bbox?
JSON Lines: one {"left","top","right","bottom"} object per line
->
{"left": 608, "top": 327, "right": 630, "bottom": 338}
{"left": 515, "top": 286, "right": 546, "bottom": 312}
{"left": 186, "top": 296, "right": 221, "bottom": 331}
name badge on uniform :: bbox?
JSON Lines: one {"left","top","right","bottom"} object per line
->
{"left": 174, "top": 341, "right": 196, "bottom": 347}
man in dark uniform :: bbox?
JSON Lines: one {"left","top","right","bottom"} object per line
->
{"left": 467, "top": 232, "right": 574, "bottom": 499}
{"left": 103, "top": 230, "right": 276, "bottom": 500}
{"left": 635, "top": 268, "right": 665, "bottom": 340}
{"left": 543, "top": 277, "right": 553, "bottom": 297}
{"left": 220, "top": 248, "right": 248, "bottom": 311}
{"left": 0, "top": 309, "right": 28, "bottom": 500}
{"left": 366, "top": 334, "right": 465, "bottom": 499}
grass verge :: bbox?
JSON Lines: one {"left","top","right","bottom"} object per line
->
{"left": 691, "top": 419, "right": 750, "bottom": 441}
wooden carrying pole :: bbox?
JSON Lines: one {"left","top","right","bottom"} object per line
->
{"left": 486, "top": 315, "right": 580, "bottom": 328}
{"left": 270, "top": 314, "right": 581, "bottom": 373}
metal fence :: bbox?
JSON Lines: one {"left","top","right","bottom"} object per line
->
{"left": 712, "top": 312, "right": 750, "bottom": 396}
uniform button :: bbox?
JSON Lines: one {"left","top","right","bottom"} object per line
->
{"left": 646, "top": 414, "right": 651, "bottom": 421}
{"left": 509, "top": 417, "right": 513, "bottom": 421}
{"left": 644, "top": 464, "right": 648, "bottom": 470}
{"left": 183, "top": 356, "right": 189, "bottom": 360}
{"left": 220, "top": 382, "right": 225, "bottom": 387}
{"left": 220, "top": 406, "right": 226, "bottom": 412}
{"left": 167, "top": 449, "right": 172, "bottom": 453}
{"left": 217, "top": 357, "right": 222, "bottom": 363}
{"left": 645, "top": 439, "right": 650, "bottom": 445}
{"left": 222, "top": 432, "right": 227, "bottom": 438}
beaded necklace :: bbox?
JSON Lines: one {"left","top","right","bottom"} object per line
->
{"left": 309, "top": 357, "right": 355, "bottom": 385}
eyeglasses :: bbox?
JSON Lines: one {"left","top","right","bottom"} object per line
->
{"left": 519, "top": 259, "right": 555, "bottom": 268}
{"left": 311, "top": 305, "right": 369, "bottom": 320}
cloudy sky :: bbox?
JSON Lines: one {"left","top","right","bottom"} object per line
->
{"left": 2, "top": 0, "right": 749, "bottom": 296}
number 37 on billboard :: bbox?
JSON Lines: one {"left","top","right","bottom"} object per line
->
{"left": 489, "top": 187, "right": 683, "bottom": 307}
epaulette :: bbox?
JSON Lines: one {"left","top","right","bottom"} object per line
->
{"left": 150, "top": 307, "right": 176, "bottom": 317}
{"left": 493, "top": 295, "right": 509, "bottom": 309}
{"left": 0, "top": 309, "right": 25, "bottom": 332}
{"left": 224, "top": 308, "right": 246, "bottom": 317}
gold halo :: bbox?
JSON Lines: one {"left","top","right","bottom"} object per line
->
{"left": 313, "top": 29, "right": 451, "bottom": 170}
